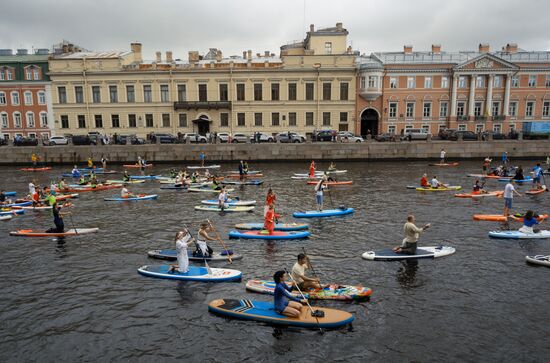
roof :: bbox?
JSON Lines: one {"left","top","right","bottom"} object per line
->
{"left": 52, "top": 51, "right": 132, "bottom": 59}
{"left": 0, "top": 54, "right": 50, "bottom": 63}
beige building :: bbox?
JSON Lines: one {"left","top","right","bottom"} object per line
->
{"left": 48, "top": 23, "right": 356, "bottom": 139}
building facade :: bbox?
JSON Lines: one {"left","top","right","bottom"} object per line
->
{"left": 48, "top": 23, "right": 356, "bottom": 139}
{"left": 0, "top": 49, "right": 54, "bottom": 140}
{"left": 357, "top": 44, "right": 550, "bottom": 136}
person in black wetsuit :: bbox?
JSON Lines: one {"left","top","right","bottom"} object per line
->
{"left": 46, "top": 203, "right": 65, "bottom": 233}
{"left": 513, "top": 166, "right": 524, "bottom": 180}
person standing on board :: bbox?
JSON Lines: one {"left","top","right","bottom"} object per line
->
{"left": 532, "top": 163, "right": 544, "bottom": 190}
{"left": 482, "top": 157, "right": 492, "bottom": 176}
{"left": 308, "top": 160, "right": 316, "bottom": 178}
{"left": 393, "top": 215, "right": 430, "bottom": 254}
{"left": 440, "top": 149, "right": 446, "bottom": 164}
{"left": 31, "top": 153, "right": 38, "bottom": 167}
{"left": 101, "top": 156, "right": 108, "bottom": 170}
{"left": 264, "top": 188, "right": 276, "bottom": 216}
{"left": 87, "top": 156, "right": 94, "bottom": 168}
{"left": 503, "top": 181, "right": 521, "bottom": 217}
{"left": 263, "top": 204, "right": 280, "bottom": 235}
{"left": 502, "top": 152, "right": 508, "bottom": 166}
{"left": 200, "top": 151, "right": 206, "bottom": 167}
{"left": 314, "top": 177, "right": 327, "bottom": 211}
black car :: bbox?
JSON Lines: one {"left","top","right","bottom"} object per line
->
{"left": 448, "top": 130, "right": 477, "bottom": 141}
{"left": 130, "top": 135, "right": 146, "bottom": 145}
{"left": 14, "top": 137, "right": 39, "bottom": 146}
{"left": 156, "top": 133, "right": 178, "bottom": 144}
{"left": 482, "top": 131, "right": 507, "bottom": 140}
{"left": 0, "top": 138, "right": 7, "bottom": 146}
{"left": 314, "top": 130, "right": 336, "bottom": 142}
{"left": 72, "top": 135, "right": 97, "bottom": 145}
{"left": 374, "top": 133, "right": 396, "bottom": 142}
{"left": 438, "top": 128, "right": 456, "bottom": 140}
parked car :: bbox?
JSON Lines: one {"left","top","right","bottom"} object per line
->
{"left": 249, "top": 132, "right": 275, "bottom": 143}
{"left": 338, "top": 131, "right": 364, "bottom": 143}
{"left": 154, "top": 133, "right": 178, "bottom": 144}
{"left": 374, "top": 133, "right": 396, "bottom": 142}
{"left": 448, "top": 130, "right": 478, "bottom": 141}
{"left": 438, "top": 128, "right": 456, "bottom": 140}
{"left": 72, "top": 135, "right": 97, "bottom": 145}
{"left": 182, "top": 133, "right": 207, "bottom": 143}
{"left": 276, "top": 132, "right": 306, "bottom": 143}
{"left": 231, "top": 133, "right": 249, "bottom": 143}
{"left": 129, "top": 135, "right": 146, "bottom": 145}
{"left": 44, "top": 136, "right": 69, "bottom": 146}
{"left": 481, "top": 131, "right": 507, "bottom": 140}
{"left": 400, "top": 129, "right": 428, "bottom": 141}
{"left": 314, "top": 130, "right": 336, "bottom": 142}
{"left": 217, "top": 132, "right": 231, "bottom": 143}
{"left": 0, "top": 138, "right": 8, "bottom": 146}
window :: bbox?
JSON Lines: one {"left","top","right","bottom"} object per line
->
{"left": 254, "top": 113, "right": 262, "bottom": 126}
{"left": 38, "top": 91, "right": 46, "bottom": 105}
{"left": 271, "top": 83, "right": 279, "bottom": 101}
{"left": 289, "top": 112, "right": 297, "bottom": 126}
{"left": 424, "top": 77, "right": 432, "bottom": 89}
{"left": 77, "top": 115, "right": 86, "bottom": 128}
{"left": 405, "top": 125, "right": 413, "bottom": 131}
{"left": 111, "top": 114, "right": 120, "bottom": 128}
{"left": 128, "top": 114, "right": 137, "bottom": 128}
{"left": 11, "top": 91, "right": 19, "bottom": 105}
{"left": 525, "top": 101, "right": 534, "bottom": 117}
{"left": 288, "top": 83, "right": 297, "bottom": 101}
{"left": 40, "top": 112, "right": 48, "bottom": 127}
{"left": 220, "top": 113, "right": 229, "bottom": 127}
{"left": 528, "top": 75, "right": 537, "bottom": 87}
{"left": 236, "top": 84, "right": 245, "bottom": 101}
{"left": 543, "top": 101, "right": 550, "bottom": 117}
{"left": 0, "top": 92, "right": 5, "bottom": 105}
{"left": 546, "top": 75, "right": 550, "bottom": 88}
{"left": 305, "top": 83, "right": 314, "bottom": 100}
{"left": 28, "top": 133, "right": 36, "bottom": 139}
{"left": 493, "top": 124, "right": 502, "bottom": 133}
{"left": 457, "top": 102, "right": 465, "bottom": 117}
{"left": 198, "top": 84, "right": 207, "bottom": 102}
{"left": 58, "top": 87, "right": 67, "bottom": 103}
{"left": 24, "top": 91, "right": 33, "bottom": 105}
{"left": 26, "top": 112, "right": 35, "bottom": 127}
{"left": 476, "top": 76, "right": 484, "bottom": 88}
{"left": 511, "top": 76, "right": 519, "bottom": 87}
{"left": 271, "top": 112, "right": 279, "bottom": 126}
{"left": 305, "top": 112, "right": 314, "bottom": 126}
{"left": 458, "top": 76, "right": 466, "bottom": 88}
{"left": 237, "top": 113, "right": 246, "bottom": 127}
{"left": 360, "top": 77, "right": 366, "bottom": 89}
{"left": 126, "top": 85, "right": 135, "bottom": 103}
{"left": 323, "top": 83, "right": 331, "bottom": 101}
{"left": 26, "top": 68, "right": 32, "bottom": 80}
{"left": 14, "top": 113, "right": 22, "bottom": 127}
{"left": 405, "top": 103, "right": 415, "bottom": 119}
{"left": 340, "top": 83, "right": 348, "bottom": 100}
{"left": 33, "top": 68, "right": 39, "bottom": 80}
{"left": 389, "top": 77, "right": 398, "bottom": 89}
{"left": 423, "top": 102, "right": 431, "bottom": 118}
{"left": 1, "top": 113, "right": 7, "bottom": 127}
{"left": 92, "top": 86, "right": 101, "bottom": 103}
{"left": 509, "top": 102, "right": 518, "bottom": 117}
{"left": 178, "top": 114, "right": 187, "bottom": 127}
{"left": 474, "top": 102, "right": 482, "bottom": 117}
{"left": 458, "top": 124, "right": 466, "bottom": 131}
{"left": 493, "top": 76, "right": 502, "bottom": 88}
{"left": 438, "top": 124, "right": 446, "bottom": 132}
{"left": 368, "top": 76, "right": 377, "bottom": 88}
{"left": 475, "top": 124, "right": 484, "bottom": 133}
{"left": 322, "top": 112, "right": 331, "bottom": 126}
{"left": 109, "top": 86, "right": 118, "bottom": 103}
{"left": 219, "top": 84, "right": 228, "bottom": 101}
{"left": 339, "top": 112, "right": 348, "bottom": 123}
{"left": 388, "top": 102, "right": 397, "bottom": 118}
{"left": 60, "top": 115, "right": 69, "bottom": 129}
{"left": 254, "top": 84, "right": 262, "bottom": 101}
{"left": 143, "top": 85, "right": 152, "bottom": 103}
{"left": 160, "top": 85, "right": 169, "bottom": 102}
{"left": 95, "top": 115, "right": 103, "bottom": 128}
{"left": 439, "top": 102, "right": 448, "bottom": 117}
{"left": 177, "top": 84, "right": 186, "bottom": 102}
{"left": 492, "top": 102, "right": 500, "bottom": 116}
{"left": 388, "top": 125, "right": 396, "bottom": 134}
{"left": 145, "top": 114, "right": 154, "bottom": 127}
{"left": 0, "top": 70, "right": 4, "bottom": 80}
{"left": 407, "top": 77, "right": 415, "bottom": 89}
{"left": 162, "top": 113, "right": 170, "bottom": 127}
{"left": 325, "top": 42, "right": 332, "bottom": 54}
{"left": 421, "top": 125, "right": 430, "bottom": 133}
{"left": 510, "top": 123, "right": 516, "bottom": 132}
{"left": 441, "top": 76, "right": 449, "bottom": 88}
{"left": 7, "top": 69, "right": 13, "bottom": 80}
{"left": 75, "top": 86, "right": 84, "bottom": 103}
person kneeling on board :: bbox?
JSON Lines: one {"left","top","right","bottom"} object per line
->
{"left": 291, "top": 254, "right": 321, "bottom": 290}
{"left": 472, "top": 180, "right": 487, "bottom": 194}
{"left": 420, "top": 174, "right": 429, "bottom": 188}
{"left": 519, "top": 210, "right": 542, "bottom": 234}
{"left": 263, "top": 204, "right": 280, "bottom": 235}
{"left": 195, "top": 222, "right": 215, "bottom": 257}
{"left": 393, "top": 215, "right": 430, "bottom": 254}
{"left": 273, "top": 270, "right": 307, "bottom": 318}
{"left": 513, "top": 166, "right": 525, "bottom": 181}
{"left": 168, "top": 229, "right": 194, "bottom": 273}
{"left": 46, "top": 203, "right": 65, "bottom": 233}
{"left": 120, "top": 187, "right": 135, "bottom": 199}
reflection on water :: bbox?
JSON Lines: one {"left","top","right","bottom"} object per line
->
{"left": 396, "top": 260, "right": 420, "bottom": 288}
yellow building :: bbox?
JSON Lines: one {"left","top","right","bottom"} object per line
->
{"left": 48, "top": 23, "right": 356, "bottom": 139}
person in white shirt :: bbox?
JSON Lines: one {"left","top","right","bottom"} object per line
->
{"left": 28, "top": 181, "right": 36, "bottom": 196}
{"left": 394, "top": 215, "right": 431, "bottom": 254}
{"left": 315, "top": 178, "right": 327, "bottom": 211}
{"left": 168, "top": 229, "right": 193, "bottom": 273}
{"left": 121, "top": 187, "right": 134, "bottom": 198}
{"left": 291, "top": 253, "right": 321, "bottom": 290}
{"left": 218, "top": 187, "right": 227, "bottom": 210}
{"left": 440, "top": 149, "right": 446, "bottom": 163}
{"left": 430, "top": 176, "right": 442, "bottom": 188}
{"left": 503, "top": 181, "right": 522, "bottom": 216}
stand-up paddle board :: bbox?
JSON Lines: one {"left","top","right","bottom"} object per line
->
{"left": 234, "top": 222, "right": 309, "bottom": 231}
{"left": 293, "top": 208, "right": 354, "bottom": 218}
{"left": 201, "top": 199, "right": 256, "bottom": 206}
{"left": 9, "top": 228, "right": 99, "bottom": 237}
{"left": 147, "top": 249, "right": 242, "bottom": 262}
{"left": 137, "top": 265, "right": 242, "bottom": 282}
{"left": 228, "top": 230, "right": 310, "bottom": 240}
{"left": 488, "top": 230, "right": 550, "bottom": 239}
{"left": 525, "top": 255, "right": 550, "bottom": 267}
{"left": 362, "top": 246, "right": 456, "bottom": 261}
{"left": 245, "top": 280, "right": 372, "bottom": 301}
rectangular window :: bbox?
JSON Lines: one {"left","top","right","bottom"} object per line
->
{"left": 126, "top": 85, "right": 135, "bottom": 103}
{"left": 474, "top": 102, "right": 482, "bottom": 117}
{"left": 407, "top": 77, "right": 415, "bottom": 89}
{"left": 441, "top": 76, "right": 449, "bottom": 88}
{"left": 198, "top": 84, "right": 208, "bottom": 102}
{"left": 322, "top": 83, "right": 331, "bottom": 101}
{"left": 92, "top": 86, "right": 101, "bottom": 103}
{"left": 236, "top": 83, "right": 245, "bottom": 101}
{"left": 0, "top": 93, "right": 6, "bottom": 105}
{"left": 111, "top": 114, "right": 120, "bottom": 128}
{"left": 254, "top": 84, "right": 262, "bottom": 101}
{"left": 509, "top": 102, "right": 518, "bottom": 117}
{"left": 389, "top": 77, "right": 398, "bottom": 89}
{"left": 33, "top": 69, "right": 39, "bottom": 80}
{"left": 38, "top": 92, "right": 46, "bottom": 104}
{"left": 26, "top": 69, "right": 32, "bottom": 80}
{"left": 475, "top": 124, "right": 484, "bottom": 133}
{"left": 178, "top": 114, "right": 187, "bottom": 127}
{"left": 339, "top": 82, "right": 348, "bottom": 100}
{"left": 322, "top": 112, "right": 331, "bottom": 126}
{"left": 58, "top": 87, "right": 67, "bottom": 104}
{"left": 24, "top": 92, "right": 33, "bottom": 105}
{"left": 388, "top": 102, "right": 397, "bottom": 118}
{"left": 510, "top": 123, "right": 516, "bottom": 132}
{"left": 288, "top": 83, "right": 297, "bottom": 101}
{"left": 1, "top": 113, "right": 8, "bottom": 127}
{"left": 546, "top": 75, "right": 550, "bottom": 88}
{"left": 360, "top": 77, "right": 366, "bottom": 89}
{"left": 60, "top": 115, "right": 69, "bottom": 129}
{"left": 27, "top": 113, "right": 35, "bottom": 127}
{"left": 162, "top": 113, "right": 170, "bottom": 127}
{"left": 493, "top": 76, "right": 502, "bottom": 88}
{"left": 220, "top": 113, "right": 229, "bottom": 127}
{"left": 77, "top": 115, "right": 86, "bottom": 128}
{"left": 271, "top": 112, "right": 280, "bottom": 126}
{"left": 476, "top": 76, "right": 484, "bottom": 88}
{"left": 254, "top": 113, "right": 263, "bottom": 126}
{"left": 305, "top": 112, "right": 314, "bottom": 126}
{"left": 11, "top": 92, "right": 19, "bottom": 105}
{"left": 143, "top": 85, "right": 152, "bottom": 103}
{"left": 528, "top": 75, "right": 537, "bottom": 87}
{"left": 145, "top": 114, "right": 154, "bottom": 127}
{"left": 492, "top": 102, "right": 500, "bottom": 117}
{"left": 493, "top": 124, "right": 502, "bottom": 133}
{"left": 7, "top": 71, "right": 12, "bottom": 80}
{"left": 511, "top": 76, "right": 519, "bottom": 87}
{"left": 128, "top": 114, "right": 137, "bottom": 128}
{"left": 543, "top": 101, "right": 550, "bottom": 117}
{"left": 40, "top": 113, "right": 47, "bottom": 127}
{"left": 305, "top": 83, "right": 314, "bottom": 100}
{"left": 95, "top": 115, "right": 103, "bottom": 128}
{"left": 14, "top": 113, "right": 21, "bottom": 127}
{"left": 289, "top": 112, "right": 297, "bottom": 126}
{"left": 406, "top": 102, "right": 415, "bottom": 118}
{"left": 388, "top": 125, "right": 396, "bottom": 134}
{"left": 424, "top": 77, "right": 432, "bottom": 89}
{"left": 423, "top": 102, "right": 431, "bottom": 118}
{"left": 109, "top": 85, "right": 118, "bottom": 103}
{"left": 439, "top": 102, "right": 448, "bottom": 117}
{"left": 160, "top": 85, "right": 169, "bottom": 102}
{"left": 237, "top": 113, "right": 246, "bottom": 127}
{"left": 526, "top": 101, "right": 534, "bottom": 117}
{"left": 0, "top": 71, "right": 4, "bottom": 80}
{"left": 368, "top": 76, "right": 377, "bottom": 88}
{"left": 325, "top": 42, "right": 332, "bottom": 54}
{"left": 75, "top": 86, "right": 84, "bottom": 103}
{"left": 177, "top": 84, "right": 186, "bottom": 102}
{"left": 457, "top": 102, "right": 465, "bottom": 116}
{"left": 458, "top": 124, "right": 467, "bottom": 131}
{"left": 219, "top": 84, "right": 228, "bottom": 101}
{"left": 271, "top": 83, "right": 280, "bottom": 101}
{"left": 339, "top": 112, "right": 348, "bottom": 123}
{"left": 458, "top": 76, "right": 466, "bottom": 88}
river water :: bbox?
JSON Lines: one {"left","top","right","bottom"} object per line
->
{"left": 0, "top": 161, "right": 548, "bottom": 362}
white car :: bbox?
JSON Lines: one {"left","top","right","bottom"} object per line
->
{"left": 338, "top": 132, "right": 364, "bottom": 143}
{"left": 249, "top": 132, "right": 275, "bottom": 143}
{"left": 183, "top": 133, "right": 207, "bottom": 143}
{"left": 45, "top": 136, "right": 69, "bottom": 146}
{"left": 231, "top": 133, "right": 249, "bottom": 143}
{"left": 217, "top": 132, "right": 231, "bottom": 143}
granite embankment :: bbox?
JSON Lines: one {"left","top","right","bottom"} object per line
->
{"left": 0, "top": 140, "right": 548, "bottom": 165}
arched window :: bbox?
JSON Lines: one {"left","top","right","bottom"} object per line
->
{"left": 11, "top": 91, "right": 19, "bottom": 105}
{"left": 24, "top": 91, "right": 33, "bottom": 105}
{"left": 13, "top": 112, "right": 22, "bottom": 128}
{"left": 40, "top": 112, "right": 48, "bottom": 127}
{"left": 38, "top": 91, "right": 46, "bottom": 105}
{"left": 0, "top": 91, "right": 6, "bottom": 105}
{"left": 26, "top": 112, "right": 35, "bottom": 128}
{"left": 1, "top": 112, "right": 8, "bottom": 128}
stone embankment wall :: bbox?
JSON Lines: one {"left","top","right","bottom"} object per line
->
{"left": 0, "top": 140, "right": 548, "bottom": 165}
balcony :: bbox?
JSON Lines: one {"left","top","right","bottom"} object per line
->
{"left": 474, "top": 116, "right": 487, "bottom": 121}
{"left": 173, "top": 101, "right": 231, "bottom": 110}
{"left": 359, "top": 87, "right": 382, "bottom": 101}
{"left": 493, "top": 115, "right": 505, "bottom": 121}
{"left": 457, "top": 115, "right": 469, "bottom": 121}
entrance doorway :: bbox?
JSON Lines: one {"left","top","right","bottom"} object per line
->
{"left": 193, "top": 114, "right": 212, "bottom": 135}
{"left": 360, "top": 108, "right": 379, "bottom": 137}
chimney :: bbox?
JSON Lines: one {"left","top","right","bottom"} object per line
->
{"left": 242, "top": 51, "right": 247, "bottom": 59}
{"left": 62, "top": 44, "right": 69, "bottom": 53}
{"left": 155, "top": 51, "right": 161, "bottom": 63}
{"left": 256, "top": 53, "right": 261, "bottom": 58}
{"left": 68, "top": 43, "right": 74, "bottom": 52}
{"left": 403, "top": 45, "right": 413, "bottom": 54}
{"left": 505, "top": 43, "right": 518, "bottom": 54}
{"left": 479, "top": 43, "right": 490, "bottom": 53}
{"left": 347, "top": 46, "right": 352, "bottom": 54}
{"left": 310, "top": 24, "right": 314, "bottom": 32}
{"left": 247, "top": 50, "right": 252, "bottom": 60}
{"left": 131, "top": 43, "right": 142, "bottom": 62}
{"left": 188, "top": 51, "right": 199, "bottom": 63}
{"left": 431, "top": 44, "right": 441, "bottom": 54}
{"left": 166, "top": 51, "right": 173, "bottom": 63}
{"left": 336, "top": 22, "right": 343, "bottom": 31}
{"left": 264, "top": 50, "right": 270, "bottom": 57}
{"left": 216, "top": 50, "right": 222, "bottom": 62}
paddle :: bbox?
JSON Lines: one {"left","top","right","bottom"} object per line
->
{"left": 65, "top": 210, "right": 78, "bottom": 235}
{"left": 284, "top": 268, "right": 324, "bottom": 335}
{"left": 207, "top": 219, "right": 233, "bottom": 264}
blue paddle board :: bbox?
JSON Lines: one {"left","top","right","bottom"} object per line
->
{"left": 234, "top": 222, "right": 309, "bottom": 231}
{"left": 293, "top": 208, "right": 354, "bottom": 218}
{"left": 488, "top": 230, "right": 550, "bottom": 239}
{"left": 138, "top": 265, "right": 242, "bottom": 282}
{"left": 0, "top": 209, "right": 25, "bottom": 216}
{"left": 5, "top": 191, "right": 17, "bottom": 196}
{"left": 228, "top": 230, "right": 310, "bottom": 240}
{"left": 147, "top": 249, "right": 242, "bottom": 261}
{"left": 362, "top": 246, "right": 456, "bottom": 261}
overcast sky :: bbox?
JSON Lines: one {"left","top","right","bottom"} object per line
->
{"left": 2, "top": 0, "right": 549, "bottom": 59}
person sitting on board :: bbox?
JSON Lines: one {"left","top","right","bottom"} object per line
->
{"left": 122, "top": 171, "right": 130, "bottom": 182}
{"left": 430, "top": 176, "right": 443, "bottom": 189}
{"left": 46, "top": 202, "right": 65, "bottom": 233}
{"left": 44, "top": 189, "right": 57, "bottom": 206}
{"left": 519, "top": 210, "right": 541, "bottom": 234}
{"left": 168, "top": 229, "right": 194, "bottom": 274}
{"left": 532, "top": 163, "right": 544, "bottom": 189}
{"left": 513, "top": 166, "right": 525, "bottom": 181}
{"left": 393, "top": 215, "right": 430, "bottom": 254}
{"left": 174, "top": 174, "right": 183, "bottom": 187}
{"left": 273, "top": 270, "right": 307, "bottom": 318}
{"left": 137, "top": 156, "right": 142, "bottom": 166}
{"left": 210, "top": 177, "right": 222, "bottom": 190}
{"left": 217, "top": 187, "right": 228, "bottom": 211}
{"left": 472, "top": 180, "right": 487, "bottom": 194}
{"left": 420, "top": 174, "right": 429, "bottom": 188}
{"left": 78, "top": 175, "right": 88, "bottom": 186}
{"left": 314, "top": 177, "right": 327, "bottom": 211}
{"left": 58, "top": 178, "right": 68, "bottom": 191}
{"left": 71, "top": 165, "right": 81, "bottom": 178}
{"left": 263, "top": 204, "right": 280, "bottom": 235}
{"left": 264, "top": 188, "right": 277, "bottom": 217}
{"left": 204, "top": 169, "right": 211, "bottom": 178}
{"left": 196, "top": 222, "right": 216, "bottom": 257}
{"left": 323, "top": 172, "right": 335, "bottom": 182}
{"left": 291, "top": 254, "right": 321, "bottom": 290}
{"left": 328, "top": 162, "right": 337, "bottom": 171}
{"left": 243, "top": 162, "right": 249, "bottom": 174}
{"left": 120, "top": 187, "right": 135, "bottom": 199}
{"left": 309, "top": 160, "right": 316, "bottom": 178}
{"left": 0, "top": 190, "right": 13, "bottom": 205}
{"left": 169, "top": 168, "right": 177, "bottom": 179}
{"left": 482, "top": 157, "right": 492, "bottom": 176}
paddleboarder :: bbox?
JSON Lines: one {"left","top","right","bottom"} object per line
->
{"left": 264, "top": 188, "right": 276, "bottom": 216}
{"left": 87, "top": 156, "right": 94, "bottom": 168}
{"left": 31, "top": 153, "right": 38, "bottom": 167}
{"left": 440, "top": 148, "right": 446, "bottom": 163}
{"left": 420, "top": 173, "right": 429, "bottom": 188}
{"left": 314, "top": 177, "right": 327, "bottom": 211}
{"left": 273, "top": 270, "right": 307, "bottom": 318}
{"left": 291, "top": 254, "right": 321, "bottom": 290}
{"left": 533, "top": 163, "right": 544, "bottom": 189}
{"left": 393, "top": 215, "right": 430, "bottom": 254}
{"left": 482, "top": 157, "right": 492, "bottom": 176}
{"left": 309, "top": 160, "right": 316, "bottom": 178}
{"left": 519, "top": 210, "right": 541, "bottom": 234}
{"left": 0, "top": 190, "right": 13, "bottom": 205}
{"left": 101, "top": 156, "right": 108, "bottom": 170}
{"left": 168, "top": 229, "right": 194, "bottom": 273}
{"left": 218, "top": 187, "right": 228, "bottom": 211}
{"left": 430, "top": 176, "right": 443, "bottom": 188}
{"left": 263, "top": 204, "right": 280, "bottom": 235}
{"left": 200, "top": 152, "right": 206, "bottom": 167}
{"left": 503, "top": 181, "right": 522, "bottom": 217}
{"left": 196, "top": 222, "right": 215, "bottom": 257}
{"left": 46, "top": 202, "right": 65, "bottom": 233}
